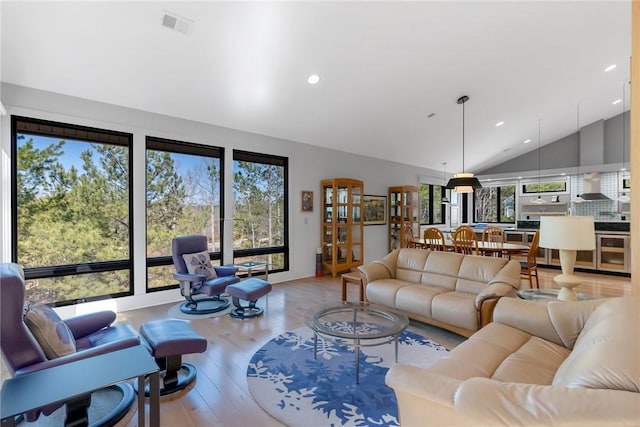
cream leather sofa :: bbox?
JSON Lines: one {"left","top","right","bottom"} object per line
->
{"left": 358, "top": 249, "right": 521, "bottom": 337}
{"left": 386, "top": 296, "right": 640, "bottom": 426}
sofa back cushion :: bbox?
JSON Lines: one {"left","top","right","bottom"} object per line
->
{"left": 455, "top": 256, "right": 509, "bottom": 295}
{"left": 552, "top": 297, "right": 639, "bottom": 392}
{"left": 395, "top": 249, "right": 430, "bottom": 283}
{"left": 419, "top": 251, "right": 464, "bottom": 291}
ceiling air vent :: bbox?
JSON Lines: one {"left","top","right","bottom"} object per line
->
{"left": 161, "top": 10, "right": 193, "bottom": 35}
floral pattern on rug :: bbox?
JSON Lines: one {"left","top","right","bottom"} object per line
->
{"left": 247, "top": 323, "right": 447, "bottom": 427}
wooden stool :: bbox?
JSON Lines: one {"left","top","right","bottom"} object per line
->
{"left": 341, "top": 271, "right": 364, "bottom": 302}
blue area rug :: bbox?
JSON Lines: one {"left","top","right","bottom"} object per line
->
{"left": 247, "top": 324, "right": 447, "bottom": 426}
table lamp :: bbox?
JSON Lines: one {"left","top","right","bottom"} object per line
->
{"left": 539, "top": 216, "right": 595, "bottom": 301}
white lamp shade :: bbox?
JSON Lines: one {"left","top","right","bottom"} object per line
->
{"left": 539, "top": 216, "right": 596, "bottom": 250}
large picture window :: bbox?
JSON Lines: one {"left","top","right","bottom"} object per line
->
{"left": 12, "top": 116, "right": 133, "bottom": 306}
{"left": 233, "top": 150, "right": 288, "bottom": 273}
{"left": 474, "top": 184, "right": 516, "bottom": 223}
{"left": 419, "top": 183, "right": 446, "bottom": 225}
{"left": 146, "top": 137, "right": 224, "bottom": 290}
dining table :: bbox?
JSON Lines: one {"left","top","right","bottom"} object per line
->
{"left": 412, "top": 239, "right": 530, "bottom": 257}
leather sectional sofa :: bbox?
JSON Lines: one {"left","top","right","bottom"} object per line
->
{"left": 358, "top": 248, "right": 521, "bottom": 337}
{"left": 386, "top": 296, "right": 640, "bottom": 426}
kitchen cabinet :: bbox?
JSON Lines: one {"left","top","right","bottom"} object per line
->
{"left": 597, "top": 234, "right": 630, "bottom": 273}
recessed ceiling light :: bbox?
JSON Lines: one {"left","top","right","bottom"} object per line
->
{"left": 307, "top": 74, "right": 320, "bottom": 85}
{"left": 495, "top": 121, "right": 504, "bottom": 127}
{"left": 604, "top": 64, "right": 617, "bottom": 72}
{"left": 612, "top": 99, "right": 622, "bottom": 105}
{"left": 523, "top": 139, "right": 531, "bottom": 144}
{"left": 561, "top": 173, "right": 566, "bottom": 176}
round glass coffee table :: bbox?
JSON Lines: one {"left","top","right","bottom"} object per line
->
{"left": 305, "top": 302, "right": 409, "bottom": 384}
{"left": 517, "top": 288, "right": 591, "bottom": 301}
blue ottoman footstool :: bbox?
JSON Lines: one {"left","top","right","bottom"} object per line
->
{"left": 225, "top": 278, "right": 272, "bottom": 319}
{"left": 139, "top": 319, "right": 207, "bottom": 396}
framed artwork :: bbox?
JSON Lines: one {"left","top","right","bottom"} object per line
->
{"left": 301, "top": 190, "right": 313, "bottom": 212}
{"left": 363, "top": 195, "right": 387, "bottom": 225}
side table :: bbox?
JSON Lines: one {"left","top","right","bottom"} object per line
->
{"left": 1, "top": 345, "right": 160, "bottom": 427}
{"left": 341, "top": 271, "right": 364, "bottom": 302}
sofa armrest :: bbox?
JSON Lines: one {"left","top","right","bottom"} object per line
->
{"left": 385, "top": 364, "right": 462, "bottom": 408}
{"left": 64, "top": 310, "right": 116, "bottom": 339}
{"left": 358, "top": 262, "right": 392, "bottom": 285}
{"left": 455, "top": 377, "right": 640, "bottom": 426}
{"left": 213, "top": 265, "right": 238, "bottom": 277}
{"left": 174, "top": 272, "right": 207, "bottom": 283}
{"left": 474, "top": 282, "right": 516, "bottom": 310}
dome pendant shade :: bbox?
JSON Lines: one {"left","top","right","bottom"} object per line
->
{"left": 446, "top": 172, "right": 482, "bottom": 193}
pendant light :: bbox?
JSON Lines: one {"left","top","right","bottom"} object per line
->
{"left": 446, "top": 95, "right": 482, "bottom": 193}
{"left": 533, "top": 119, "right": 546, "bottom": 204}
{"left": 441, "top": 162, "right": 450, "bottom": 204}
{"left": 618, "top": 81, "right": 630, "bottom": 203}
{"left": 572, "top": 103, "right": 585, "bottom": 203}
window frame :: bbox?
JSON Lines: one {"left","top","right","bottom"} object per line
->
{"left": 232, "top": 150, "right": 289, "bottom": 274}
{"left": 11, "top": 115, "right": 134, "bottom": 306}
{"left": 145, "top": 136, "right": 225, "bottom": 292}
{"left": 473, "top": 183, "right": 516, "bottom": 224}
{"left": 418, "top": 183, "right": 446, "bottom": 226}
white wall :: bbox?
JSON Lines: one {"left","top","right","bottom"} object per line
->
{"left": 0, "top": 83, "right": 439, "bottom": 316}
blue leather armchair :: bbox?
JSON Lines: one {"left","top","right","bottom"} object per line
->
{"left": 0, "top": 262, "right": 140, "bottom": 425}
{"left": 172, "top": 235, "right": 240, "bottom": 314}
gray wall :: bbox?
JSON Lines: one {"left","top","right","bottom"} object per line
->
{"left": 0, "top": 83, "right": 441, "bottom": 314}
{"left": 478, "top": 111, "right": 629, "bottom": 176}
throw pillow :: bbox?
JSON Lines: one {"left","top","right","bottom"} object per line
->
{"left": 24, "top": 303, "right": 76, "bottom": 359}
{"left": 182, "top": 251, "right": 218, "bottom": 279}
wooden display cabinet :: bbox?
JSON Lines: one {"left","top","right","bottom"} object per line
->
{"left": 388, "top": 186, "right": 419, "bottom": 251}
{"left": 321, "top": 178, "right": 364, "bottom": 277}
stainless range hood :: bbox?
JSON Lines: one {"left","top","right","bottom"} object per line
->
{"left": 580, "top": 172, "right": 611, "bottom": 201}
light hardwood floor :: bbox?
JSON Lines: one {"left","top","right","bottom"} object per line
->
{"left": 115, "top": 268, "right": 630, "bottom": 427}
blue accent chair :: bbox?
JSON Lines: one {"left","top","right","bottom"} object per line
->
{"left": 172, "top": 235, "right": 240, "bottom": 314}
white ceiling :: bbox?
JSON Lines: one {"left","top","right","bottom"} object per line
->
{"left": 0, "top": 1, "right": 631, "bottom": 173}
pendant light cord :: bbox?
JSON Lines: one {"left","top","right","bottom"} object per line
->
{"left": 538, "top": 119, "right": 541, "bottom": 191}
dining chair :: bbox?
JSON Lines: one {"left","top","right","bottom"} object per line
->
{"left": 520, "top": 230, "right": 540, "bottom": 289}
{"left": 481, "top": 226, "right": 505, "bottom": 257}
{"left": 452, "top": 225, "right": 477, "bottom": 255}
{"left": 402, "top": 224, "right": 423, "bottom": 248}
{"left": 423, "top": 227, "right": 446, "bottom": 251}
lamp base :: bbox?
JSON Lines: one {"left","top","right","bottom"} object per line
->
{"left": 553, "top": 273, "right": 582, "bottom": 302}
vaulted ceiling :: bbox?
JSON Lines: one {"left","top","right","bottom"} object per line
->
{"left": 1, "top": 1, "right": 631, "bottom": 173}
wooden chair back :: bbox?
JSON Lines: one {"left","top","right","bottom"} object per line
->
{"left": 402, "top": 224, "right": 417, "bottom": 248}
{"left": 452, "top": 226, "right": 477, "bottom": 255}
{"left": 423, "top": 227, "right": 446, "bottom": 251}
{"left": 481, "top": 226, "right": 505, "bottom": 257}
{"left": 520, "top": 230, "right": 540, "bottom": 288}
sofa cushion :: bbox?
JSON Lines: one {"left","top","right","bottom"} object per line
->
{"left": 431, "top": 291, "right": 478, "bottom": 331}
{"left": 366, "top": 278, "right": 411, "bottom": 307}
{"left": 428, "top": 322, "right": 531, "bottom": 380}
{"left": 395, "top": 248, "right": 429, "bottom": 283}
{"left": 553, "top": 297, "right": 640, "bottom": 392}
{"left": 24, "top": 303, "right": 76, "bottom": 359}
{"left": 395, "top": 284, "right": 448, "bottom": 318}
{"left": 419, "top": 251, "right": 464, "bottom": 290}
{"left": 493, "top": 336, "right": 570, "bottom": 385}
{"left": 182, "top": 250, "right": 218, "bottom": 279}
{"left": 455, "top": 256, "right": 509, "bottom": 294}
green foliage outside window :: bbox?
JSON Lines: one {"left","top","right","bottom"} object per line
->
{"left": 16, "top": 131, "right": 131, "bottom": 304}
{"left": 474, "top": 185, "right": 515, "bottom": 223}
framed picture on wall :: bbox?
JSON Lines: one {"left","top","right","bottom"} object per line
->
{"left": 363, "top": 195, "right": 387, "bottom": 225}
{"left": 301, "top": 190, "right": 313, "bottom": 212}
